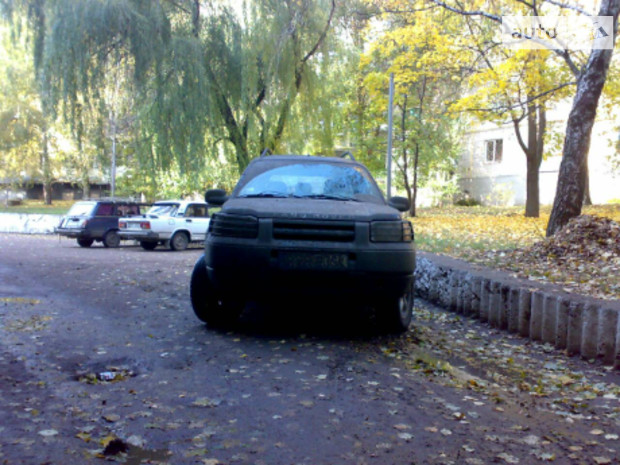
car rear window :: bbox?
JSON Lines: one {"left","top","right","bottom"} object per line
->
{"left": 147, "top": 204, "right": 180, "bottom": 217}
{"left": 66, "top": 202, "right": 96, "bottom": 216}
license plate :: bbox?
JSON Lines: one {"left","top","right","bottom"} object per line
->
{"left": 279, "top": 251, "right": 348, "bottom": 271}
{"left": 64, "top": 219, "right": 81, "bottom": 228}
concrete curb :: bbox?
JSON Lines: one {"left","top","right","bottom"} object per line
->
{"left": 415, "top": 251, "right": 620, "bottom": 369}
{"left": 0, "top": 213, "right": 62, "bottom": 234}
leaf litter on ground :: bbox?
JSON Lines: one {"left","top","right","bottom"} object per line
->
{"left": 412, "top": 205, "right": 620, "bottom": 300}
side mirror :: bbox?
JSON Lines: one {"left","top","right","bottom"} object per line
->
{"left": 388, "top": 196, "right": 410, "bottom": 213}
{"left": 205, "top": 189, "right": 229, "bottom": 206}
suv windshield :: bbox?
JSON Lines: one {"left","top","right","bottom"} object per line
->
{"left": 67, "top": 202, "right": 96, "bottom": 216}
{"left": 236, "top": 163, "right": 383, "bottom": 202}
{"left": 147, "top": 204, "right": 179, "bottom": 217}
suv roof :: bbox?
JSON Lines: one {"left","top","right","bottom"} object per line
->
{"left": 249, "top": 154, "right": 358, "bottom": 165}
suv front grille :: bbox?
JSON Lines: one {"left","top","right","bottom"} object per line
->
{"left": 273, "top": 219, "right": 355, "bottom": 242}
{"left": 210, "top": 213, "right": 259, "bottom": 238}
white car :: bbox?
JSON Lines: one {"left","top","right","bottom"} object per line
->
{"left": 118, "top": 200, "right": 211, "bottom": 251}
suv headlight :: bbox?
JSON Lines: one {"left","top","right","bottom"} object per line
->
{"left": 370, "top": 220, "right": 414, "bottom": 242}
{"left": 209, "top": 213, "right": 259, "bottom": 238}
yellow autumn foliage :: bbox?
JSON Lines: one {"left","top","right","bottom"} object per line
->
{"left": 410, "top": 204, "right": 620, "bottom": 258}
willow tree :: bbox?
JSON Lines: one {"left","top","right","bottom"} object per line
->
{"left": 0, "top": 23, "right": 45, "bottom": 203}
{"left": 1, "top": 0, "right": 60, "bottom": 203}
{"left": 30, "top": 0, "right": 339, "bottom": 192}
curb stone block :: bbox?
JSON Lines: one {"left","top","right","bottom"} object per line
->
{"left": 480, "top": 278, "right": 491, "bottom": 323}
{"left": 508, "top": 288, "right": 520, "bottom": 333}
{"left": 581, "top": 304, "right": 600, "bottom": 360}
{"left": 555, "top": 298, "right": 570, "bottom": 350}
{"left": 518, "top": 289, "right": 532, "bottom": 337}
{"left": 449, "top": 272, "right": 459, "bottom": 312}
{"left": 567, "top": 302, "right": 584, "bottom": 356}
{"left": 470, "top": 276, "right": 482, "bottom": 318}
{"left": 530, "top": 292, "right": 545, "bottom": 341}
{"left": 542, "top": 294, "right": 558, "bottom": 345}
{"left": 596, "top": 307, "right": 617, "bottom": 363}
{"left": 460, "top": 273, "right": 472, "bottom": 315}
{"left": 499, "top": 284, "right": 510, "bottom": 331}
{"left": 615, "top": 317, "right": 620, "bottom": 369}
{"left": 489, "top": 281, "right": 501, "bottom": 328}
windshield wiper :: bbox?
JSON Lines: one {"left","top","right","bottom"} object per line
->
{"left": 238, "top": 192, "right": 288, "bottom": 198}
{"left": 294, "top": 194, "right": 358, "bottom": 201}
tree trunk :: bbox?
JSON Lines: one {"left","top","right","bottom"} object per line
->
{"left": 41, "top": 128, "right": 52, "bottom": 205}
{"left": 411, "top": 142, "right": 419, "bottom": 217}
{"left": 583, "top": 159, "right": 593, "bottom": 205}
{"left": 82, "top": 176, "right": 91, "bottom": 199}
{"left": 525, "top": 156, "right": 540, "bottom": 217}
{"left": 514, "top": 101, "right": 545, "bottom": 218}
{"left": 524, "top": 104, "right": 546, "bottom": 217}
{"left": 547, "top": 0, "right": 620, "bottom": 236}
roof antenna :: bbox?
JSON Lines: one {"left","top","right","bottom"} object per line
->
{"left": 260, "top": 148, "right": 272, "bottom": 157}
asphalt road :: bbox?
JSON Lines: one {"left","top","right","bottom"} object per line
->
{"left": 0, "top": 234, "right": 619, "bottom": 465}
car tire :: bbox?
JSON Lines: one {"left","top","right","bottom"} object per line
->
{"left": 190, "top": 255, "right": 242, "bottom": 327}
{"left": 379, "top": 279, "right": 414, "bottom": 334}
{"left": 170, "top": 232, "right": 189, "bottom": 251}
{"left": 103, "top": 230, "right": 121, "bottom": 248}
{"left": 140, "top": 241, "right": 158, "bottom": 251}
{"left": 77, "top": 238, "right": 93, "bottom": 248}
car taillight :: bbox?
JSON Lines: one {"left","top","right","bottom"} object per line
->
{"left": 119, "top": 221, "right": 127, "bottom": 228}
{"left": 370, "top": 220, "right": 414, "bottom": 243}
{"left": 209, "top": 213, "right": 258, "bottom": 238}
{"left": 81, "top": 220, "right": 89, "bottom": 228}
{"left": 140, "top": 221, "right": 151, "bottom": 230}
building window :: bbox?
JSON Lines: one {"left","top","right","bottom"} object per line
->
{"left": 485, "top": 139, "right": 503, "bottom": 163}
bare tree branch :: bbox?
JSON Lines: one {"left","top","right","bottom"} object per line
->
{"left": 454, "top": 80, "right": 576, "bottom": 115}
{"left": 542, "top": 0, "right": 592, "bottom": 16}
{"left": 427, "top": 0, "right": 501, "bottom": 22}
{"left": 301, "top": 0, "right": 336, "bottom": 64}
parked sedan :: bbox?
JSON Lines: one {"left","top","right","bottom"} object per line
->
{"left": 190, "top": 154, "right": 415, "bottom": 332}
{"left": 119, "top": 200, "right": 210, "bottom": 251}
{"left": 56, "top": 199, "right": 145, "bottom": 248}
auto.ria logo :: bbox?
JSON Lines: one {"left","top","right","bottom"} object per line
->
{"left": 501, "top": 16, "right": 614, "bottom": 51}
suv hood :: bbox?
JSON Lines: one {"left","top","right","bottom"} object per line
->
{"left": 222, "top": 198, "right": 401, "bottom": 221}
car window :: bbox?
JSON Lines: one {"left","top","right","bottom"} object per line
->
{"left": 95, "top": 203, "right": 115, "bottom": 216}
{"left": 185, "top": 205, "right": 208, "bottom": 217}
{"left": 67, "top": 202, "right": 96, "bottom": 216}
{"left": 117, "top": 205, "right": 139, "bottom": 216}
{"left": 236, "top": 163, "right": 383, "bottom": 202}
{"left": 147, "top": 204, "right": 179, "bottom": 216}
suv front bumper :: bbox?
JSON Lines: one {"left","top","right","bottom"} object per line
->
{"left": 205, "top": 236, "right": 415, "bottom": 300}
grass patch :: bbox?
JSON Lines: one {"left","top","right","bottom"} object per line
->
{"left": 0, "top": 199, "right": 74, "bottom": 215}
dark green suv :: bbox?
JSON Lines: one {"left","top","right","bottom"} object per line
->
{"left": 190, "top": 154, "right": 415, "bottom": 333}
{"left": 56, "top": 199, "right": 145, "bottom": 248}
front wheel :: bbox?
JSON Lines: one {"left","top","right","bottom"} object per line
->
{"left": 170, "top": 232, "right": 189, "bottom": 251}
{"left": 378, "top": 280, "right": 414, "bottom": 334}
{"left": 77, "top": 238, "right": 93, "bottom": 248}
{"left": 190, "top": 255, "right": 242, "bottom": 327}
{"left": 103, "top": 230, "right": 121, "bottom": 248}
